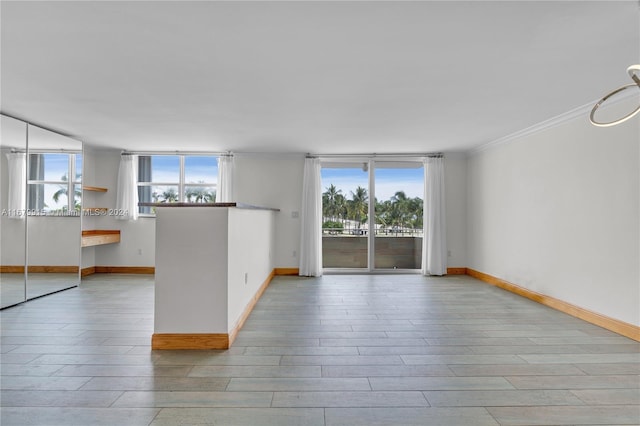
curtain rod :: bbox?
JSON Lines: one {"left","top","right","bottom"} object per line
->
{"left": 9, "top": 148, "right": 81, "bottom": 154}
{"left": 306, "top": 152, "right": 444, "bottom": 159}
{"left": 122, "top": 150, "right": 232, "bottom": 156}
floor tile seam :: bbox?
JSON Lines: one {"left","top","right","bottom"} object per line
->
{"left": 146, "top": 407, "right": 163, "bottom": 426}
{"left": 106, "top": 390, "right": 128, "bottom": 408}
{"left": 566, "top": 389, "right": 630, "bottom": 406}
{"left": 501, "top": 376, "right": 640, "bottom": 390}
{"left": 418, "top": 390, "right": 432, "bottom": 407}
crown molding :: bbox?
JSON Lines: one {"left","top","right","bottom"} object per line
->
{"left": 469, "top": 89, "right": 638, "bottom": 156}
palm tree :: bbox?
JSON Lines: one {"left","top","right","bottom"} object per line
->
{"left": 348, "top": 186, "right": 368, "bottom": 228}
{"left": 323, "top": 184, "right": 342, "bottom": 221}
{"left": 186, "top": 186, "right": 215, "bottom": 203}
{"left": 158, "top": 188, "right": 179, "bottom": 203}
{"left": 52, "top": 173, "right": 82, "bottom": 211}
{"left": 390, "top": 191, "right": 409, "bottom": 232}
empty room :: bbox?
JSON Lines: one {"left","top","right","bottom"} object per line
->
{"left": 0, "top": 1, "right": 638, "bottom": 425}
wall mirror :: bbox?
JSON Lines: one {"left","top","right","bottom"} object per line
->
{"left": 0, "top": 114, "right": 82, "bottom": 308}
{"left": 1, "top": 115, "right": 28, "bottom": 308}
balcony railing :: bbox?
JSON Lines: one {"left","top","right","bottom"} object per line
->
{"left": 322, "top": 227, "right": 423, "bottom": 269}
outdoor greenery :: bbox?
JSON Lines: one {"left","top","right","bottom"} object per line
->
{"left": 151, "top": 182, "right": 216, "bottom": 204}
{"left": 51, "top": 173, "right": 82, "bottom": 212}
{"left": 322, "top": 184, "right": 423, "bottom": 235}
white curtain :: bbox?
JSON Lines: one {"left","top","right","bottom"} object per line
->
{"left": 299, "top": 157, "right": 323, "bottom": 277}
{"left": 6, "top": 153, "right": 26, "bottom": 219}
{"left": 116, "top": 154, "right": 139, "bottom": 220}
{"left": 422, "top": 156, "right": 447, "bottom": 276}
{"left": 217, "top": 155, "right": 234, "bottom": 202}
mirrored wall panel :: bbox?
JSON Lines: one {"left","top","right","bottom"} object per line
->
{"left": 0, "top": 114, "right": 82, "bottom": 308}
{"left": 26, "top": 124, "right": 82, "bottom": 299}
{"left": 1, "top": 115, "right": 28, "bottom": 308}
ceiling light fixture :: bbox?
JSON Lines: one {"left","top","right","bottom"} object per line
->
{"left": 589, "top": 64, "right": 640, "bottom": 127}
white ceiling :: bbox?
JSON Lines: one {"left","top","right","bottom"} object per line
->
{"left": 1, "top": 1, "right": 638, "bottom": 154}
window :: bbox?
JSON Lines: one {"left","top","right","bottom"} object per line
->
{"left": 27, "top": 152, "right": 83, "bottom": 215}
{"left": 137, "top": 155, "right": 218, "bottom": 215}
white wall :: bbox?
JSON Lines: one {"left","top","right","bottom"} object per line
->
{"left": 154, "top": 206, "right": 275, "bottom": 335}
{"left": 444, "top": 153, "right": 467, "bottom": 268}
{"left": 227, "top": 208, "right": 275, "bottom": 327}
{"left": 88, "top": 148, "right": 156, "bottom": 267}
{"left": 234, "top": 154, "right": 304, "bottom": 268}
{"left": 467, "top": 100, "right": 639, "bottom": 326}
{"left": 154, "top": 207, "right": 229, "bottom": 333}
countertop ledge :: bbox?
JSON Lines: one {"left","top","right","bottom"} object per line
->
{"left": 138, "top": 202, "right": 280, "bottom": 212}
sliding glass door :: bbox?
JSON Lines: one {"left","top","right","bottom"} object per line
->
{"left": 321, "top": 162, "right": 369, "bottom": 269}
{"left": 373, "top": 162, "right": 424, "bottom": 270}
{"left": 321, "top": 159, "right": 424, "bottom": 272}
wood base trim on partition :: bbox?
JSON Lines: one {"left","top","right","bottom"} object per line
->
{"left": 81, "top": 267, "right": 96, "bottom": 277}
{"left": 228, "top": 269, "right": 276, "bottom": 347}
{"left": 274, "top": 267, "right": 299, "bottom": 276}
{"left": 447, "top": 267, "right": 467, "bottom": 275}
{"left": 151, "top": 333, "right": 230, "bottom": 350}
{"left": 152, "top": 268, "right": 278, "bottom": 350}
{"left": 466, "top": 268, "right": 640, "bottom": 342}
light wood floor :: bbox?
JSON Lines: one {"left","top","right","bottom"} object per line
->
{"left": 1, "top": 273, "right": 638, "bottom": 425}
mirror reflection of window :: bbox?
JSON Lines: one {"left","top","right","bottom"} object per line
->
{"left": 27, "top": 152, "right": 82, "bottom": 215}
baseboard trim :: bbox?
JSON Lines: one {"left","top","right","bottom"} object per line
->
{"left": 1, "top": 265, "right": 80, "bottom": 273}
{"left": 228, "top": 269, "right": 276, "bottom": 346}
{"left": 153, "top": 268, "right": 277, "bottom": 350}
{"left": 0, "top": 266, "right": 25, "bottom": 273}
{"left": 274, "top": 267, "right": 299, "bottom": 276}
{"left": 151, "top": 333, "right": 229, "bottom": 350}
{"left": 81, "top": 266, "right": 96, "bottom": 277}
{"left": 30, "top": 266, "right": 79, "bottom": 273}
{"left": 466, "top": 268, "right": 640, "bottom": 342}
{"left": 447, "top": 267, "right": 467, "bottom": 275}
{"left": 94, "top": 266, "right": 155, "bottom": 275}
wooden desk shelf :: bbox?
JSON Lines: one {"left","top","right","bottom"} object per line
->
{"left": 82, "top": 230, "right": 121, "bottom": 247}
{"left": 83, "top": 186, "right": 108, "bottom": 192}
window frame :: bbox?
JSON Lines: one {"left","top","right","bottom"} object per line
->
{"left": 137, "top": 154, "right": 218, "bottom": 217}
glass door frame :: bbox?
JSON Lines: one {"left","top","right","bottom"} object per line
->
{"left": 321, "top": 156, "right": 424, "bottom": 274}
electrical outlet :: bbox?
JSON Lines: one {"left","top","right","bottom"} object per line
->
{"left": 291, "top": 211, "right": 299, "bottom": 218}
{"left": 244, "top": 272, "right": 248, "bottom": 284}
{"left": 138, "top": 249, "right": 143, "bottom": 255}
{"left": 292, "top": 250, "right": 297, "bottom": 258}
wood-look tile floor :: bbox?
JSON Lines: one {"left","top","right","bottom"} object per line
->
{"left": 1, "top": 273, "right": 638, "bottom": 425}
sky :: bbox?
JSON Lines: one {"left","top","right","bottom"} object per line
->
{"left": 149, "top": 155, "right": 218, "bottom": 183}
{"left": 321, "top": 166, "right": 424, "bottom": 201}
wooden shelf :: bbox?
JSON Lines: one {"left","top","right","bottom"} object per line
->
{"left": 83, "top": 186, "right": 108, "bottom": 192}
{"left": 82, "top": 230, "right": 121, "bottom": 247}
